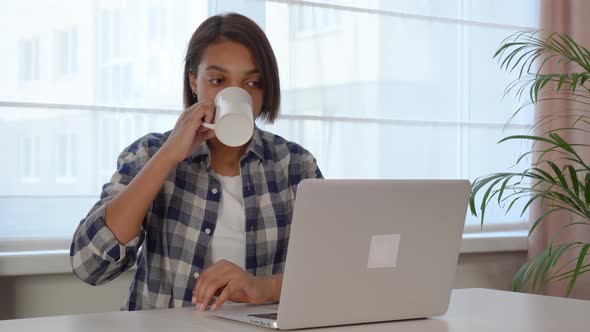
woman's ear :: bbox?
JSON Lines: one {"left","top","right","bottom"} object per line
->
{"left": 188, "top": 70, "right": 198, "bottom": 95}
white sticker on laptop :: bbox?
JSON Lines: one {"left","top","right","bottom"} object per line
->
{"left": 367, "top": 234, "right": 400, "bottom": 269}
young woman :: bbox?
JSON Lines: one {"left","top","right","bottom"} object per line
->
{"left": 70, "top": 13, "right": 322, "bottom": 312}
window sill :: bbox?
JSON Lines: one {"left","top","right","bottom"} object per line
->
{"left": 0, "top": 231, "right": 528, "bottom": 277}
{"left": 460, "top": 230, "right": 528, "bottom": 253}
{"left": 0, "top": 249, "right": 71, "bottom": 276}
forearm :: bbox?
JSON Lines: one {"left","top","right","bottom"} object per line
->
{"left": 105, "top": 149, "right": 177, "bottom": 245}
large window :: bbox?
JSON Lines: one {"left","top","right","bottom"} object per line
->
{"left": 0, "top": 0, "right": 537, "bottom": 246}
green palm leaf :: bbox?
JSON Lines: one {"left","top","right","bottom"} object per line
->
{"left": 474, "top": 31, "right": 590, "bottom": 296}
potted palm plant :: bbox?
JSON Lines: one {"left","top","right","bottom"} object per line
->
{"left": 470, "top": 31, "right": 590, "bottom": 296}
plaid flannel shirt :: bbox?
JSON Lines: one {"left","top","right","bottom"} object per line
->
{"left": 70, "top": 127, "right": 323, "bottom": 310}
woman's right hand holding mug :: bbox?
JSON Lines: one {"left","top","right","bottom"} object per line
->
{"left": 160, "top": 101, "right": 216, "bottom": 164}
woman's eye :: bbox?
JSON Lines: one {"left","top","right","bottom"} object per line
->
{"left": 209, "top": 78, "right": 223, "bottom": 85}
{"left": 246, "top": 81, "right": 261, "bottom": 88}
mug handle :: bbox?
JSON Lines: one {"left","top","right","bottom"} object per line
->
{"left": 201, "top": 122, "right": 215, "bottom": 130}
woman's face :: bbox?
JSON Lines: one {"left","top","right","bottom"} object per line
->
{"left": 189, "top": 38, "right": 264, "bottom": 119}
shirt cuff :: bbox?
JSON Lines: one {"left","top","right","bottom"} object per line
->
{"left": 84, "top": 203, "right": 141, "bottom": 262}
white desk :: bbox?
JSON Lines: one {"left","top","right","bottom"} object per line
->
{"left": 1, "top": 288, "right": 588, "bottom": 331}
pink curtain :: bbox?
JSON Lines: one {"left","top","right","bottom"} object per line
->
{"left": 528, "top": 0, "right": 590, "bottom": 298}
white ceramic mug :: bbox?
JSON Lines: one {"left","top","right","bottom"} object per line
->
{"left": 201, "top": 87, "right": 255, "bottom": 147}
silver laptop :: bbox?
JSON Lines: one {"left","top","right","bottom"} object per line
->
{"left": 216, "top": 179, "right": 470, "bottom": 329}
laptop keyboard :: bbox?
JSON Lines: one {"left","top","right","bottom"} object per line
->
{"left": 248, "top": 313, "right": 278, "bottom": 320}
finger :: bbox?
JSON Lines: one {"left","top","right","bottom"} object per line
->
{"left": 211, "top": 283, "right": 235, "bottom": 311}
{"left": 180, "top": 100, "right": 204, "bottom": 122}
{"left": 189, "top": 129, "right": 215, "bottom": 153}
{"left": 188, "top": 109, "right": 214, "bottom": 132}
{"left": 196, "top": 126, "right": 209, "bottom": 133}
{"left": 174, "top": 108, "right": 192, "bottom": 128}
{"left": 194, "top": 105, "right": 215, "bottom": 129}
{"left": 201, "top": 103, "right": 215, "bottom": 124}
{"left": 194, "top": 260, "right": 232, "bottom": 303}
{"left": 199, "top": 278, "right": 227, "bottom": 311}
{"left": 197, "top": 128, "right": 216, "bottom": 141}
{"left": 186, "top": 99, "right": 204, "bottom": 112}
{"left": 180, "top": 100, "right": 203, "bottom": 122}
{"left": 195, "top": 126, "right": 214, "bottom": 137}
{"left": 194, "top": 275, "right": 205, "bottom": 307}
{"left": 186, "top": 106, "right": 206, "bottom": 127}
{"left": 182, "top": 111, "right": 209, "bottom": 146}
{"left": 194, "top": 263, "right": 223, "bottom": 306}
{"left": 197, "top": 277, "right": 201, "bottom": 309}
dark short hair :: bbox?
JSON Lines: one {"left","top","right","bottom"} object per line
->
{"left": 183, "top": 13, "right": 280, "bottom": 123}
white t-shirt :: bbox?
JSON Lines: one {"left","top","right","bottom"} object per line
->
{"left": 204, "top": 174, "right": 246, "bottom": 270}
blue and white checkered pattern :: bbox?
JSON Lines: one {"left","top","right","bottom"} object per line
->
{"left": 70, "top": 127, "right": 323, "bottom": 310}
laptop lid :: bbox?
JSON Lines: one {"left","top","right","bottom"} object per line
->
{"left": 277, "top": 179, "right": 470, "bottom": 330}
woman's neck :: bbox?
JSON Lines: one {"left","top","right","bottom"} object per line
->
{"left": 208, "top": 138, "right": 248, "bottom": 176}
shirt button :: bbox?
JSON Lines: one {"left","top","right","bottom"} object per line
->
{"left": 193, "top": 272, "right": 200, "bottom": 278}
{"left": 205, "top": 228, "right": 211, "bottom": 235}
{"left": 211, "top": 188, "right": 218, "bottom": 194}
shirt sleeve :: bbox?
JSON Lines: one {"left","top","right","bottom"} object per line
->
{"left": 287, "top": 142, "right": 324, "bottom": 195}
{"left": 302, "top": 151, "right": 323, "bottom": 180}
{"left": 70, "top": 136, "right": 154, "bottom": 286}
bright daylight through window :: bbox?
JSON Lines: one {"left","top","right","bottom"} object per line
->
{"left": 0, "top": 0, "right": 538, "bottom": 247}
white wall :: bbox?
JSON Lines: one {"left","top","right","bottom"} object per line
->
{"left": 0, "top": 251, "right": 527, "bottom": 320}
